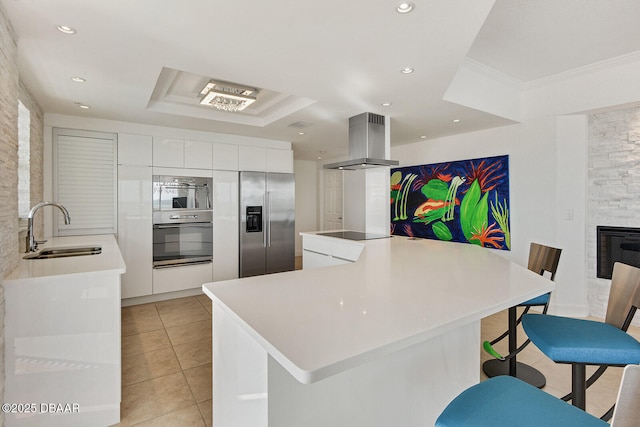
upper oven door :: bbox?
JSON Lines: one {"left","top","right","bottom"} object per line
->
{"left": 153, "top": 175, "right": 212, "bottom": 211}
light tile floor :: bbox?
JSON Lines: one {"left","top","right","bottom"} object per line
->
{"left": 113, "top": 294, "right": 213, "bottom": 426}
{"left": 113, "top": 272, "right": 640, "bottom": 424}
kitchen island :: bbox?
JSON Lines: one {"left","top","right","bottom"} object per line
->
{"left": 203, "top": 233, "right": 554, "bottom": 426}
{"left": 4, "top": 234, "right": 125, "bottom": 427}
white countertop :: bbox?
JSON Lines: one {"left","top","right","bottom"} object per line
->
{"left": 6, "top": 234, "right": 126, "bottom": 282}
{"left": 203, "top": 233, "right": 554, "bottom": 384}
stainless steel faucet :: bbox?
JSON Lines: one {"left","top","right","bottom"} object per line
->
{"left": 25, "top": 201, "right": 71, "bottom": 253}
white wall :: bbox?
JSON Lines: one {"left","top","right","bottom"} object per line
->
{"left": 294, "top": 160, "right": 318, "bottom": 256}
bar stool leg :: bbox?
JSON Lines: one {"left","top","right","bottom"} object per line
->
{"left": 572, "top": 364, "right": 586, "bottom": 410}
{"left": 509, "top": 306, "right": 517, "bottom": 376}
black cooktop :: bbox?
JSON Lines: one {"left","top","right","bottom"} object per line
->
{"left": 316, "top": 231, "right": 391, "bottom": 241}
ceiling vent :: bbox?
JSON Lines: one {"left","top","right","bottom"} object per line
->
{"left": 288, "top": 121, "right": 313, "bottom": 129}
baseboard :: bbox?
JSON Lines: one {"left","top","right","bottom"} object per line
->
{"left": 121, "top": 287, "right": 203, "bottom": 307}
{"left": 549, "top": 303, "right": 590, "bottom": 318}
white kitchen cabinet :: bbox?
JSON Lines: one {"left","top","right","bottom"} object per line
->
{"left": 153, "top": 262, "right": 213, "bottom": 294}
{"left": 212, "top": 142, "right": 239, "bottom": 170}
{"left": 118, "top": 165, "right": 153, "bottom": 298}
{"left": 118, "top": 133, "right": 152, "bottom": 166}
{"left": 301, "top": 234, "right": 363, "bottom": 270}
{"left": 239, "top": 145, "right": 267, "bottom": 171}
{"left": 212, "top": 170, "right": 239, "bottom": 281}
{"left": 185, "top": 140, "right": 213, "bottom": 169}
{"left": 303, "top": 249, "right": 352, "bottom": 269}
{"left": 153, "top": 137, "right": 184, "bottom": 168}
{"left": 238, "top": 146, "right": 293, "bottom": 172}
{"left": 4, "top": 235, "right": 124, "bottom": 427}
{"left": 267, "top": 148, "right": 294, "bottom": 173}
{"left": 153, "top": 137, "right": 214, "bottom": 169}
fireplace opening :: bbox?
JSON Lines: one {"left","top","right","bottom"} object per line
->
{"left": 597, "top": 226, "right": 640, "bottom": 279}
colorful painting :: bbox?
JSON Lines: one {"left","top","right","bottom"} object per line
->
{"left": 390, "top": 155, "right": 511, "bottom": 250}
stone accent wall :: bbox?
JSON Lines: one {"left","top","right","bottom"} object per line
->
{"left": 18, "top": 80, "right": 44, "bottom": 249}
{"left": 0, "top": 5, "right": 45, "bottom": 417}
{"left": 0, "top": 3, "right": 18, "bottom": 422}
{"left": 587, "top": 106, "right": 640, "bottom": 322}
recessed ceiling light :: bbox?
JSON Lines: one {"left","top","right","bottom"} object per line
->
{"left": 452, "top": 119, "right": 461, "bottom": 123}
{"left": 71, "top": 76, "right": 86, "bottom": 83}
{"left": 396, "top": 2, "right": 415, "bottom": 14}
{"left": 381, "top": 102, "right": 392, "bottom": 107}
{"left": 74, "top": 102, "right": 90, "bottom": 109}
{"left": 420, "top": 135, "right": 427, "bottom": 139}
{"left": 298, "top": 132, "right": 305, "bottom": 135}
{"left": 57, "top": 25, "right": 76, "bottom": 34}
{"left": 400, "top": 68, "right": 414, "bottom": 74}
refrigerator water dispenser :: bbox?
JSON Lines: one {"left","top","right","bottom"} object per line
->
{"left": 246, "top": 206, "right": 262, "bottom": 232}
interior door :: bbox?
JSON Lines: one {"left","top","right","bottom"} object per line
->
{"left": 323, "top": 169, "right": 343, "bottom": 230}
{"left": 266, "top": 173, "right": 295, "bottom": 274}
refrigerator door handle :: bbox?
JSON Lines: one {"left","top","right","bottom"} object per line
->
{"left": 266, "top": 191, "right": 271, "bottom": 247}
{"left": 263, "top": 193, "right": 268, "bottom": 248}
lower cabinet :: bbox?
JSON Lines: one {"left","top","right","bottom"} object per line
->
{"left": 152, "top": 262, "right": 213, "bottom": 294}
{"left": 303, "top": 249, "right": 353, "bottom": 269}
{"left": 212, "top": 170, "right": 239, "bottom": 281}
{"left": 301, "top": 234, "right": 363, "bottom": 270}
{"left": 4, "top": 269, "right": 122, "bottom": 427}
{"left": 117, "top": 165, "right": 153, "bottom": 298}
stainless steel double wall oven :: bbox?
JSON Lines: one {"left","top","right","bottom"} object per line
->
{"left": 152, "top": 175, "right": 213, "bottom": 268}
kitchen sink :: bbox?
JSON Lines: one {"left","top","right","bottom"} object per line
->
{"left": 23, "top": 246, "right": 102, "bottom": 259}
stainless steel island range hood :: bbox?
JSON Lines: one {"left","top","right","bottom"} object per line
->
{"left": 323, "top": 112, "right": 399, "bottom": 170}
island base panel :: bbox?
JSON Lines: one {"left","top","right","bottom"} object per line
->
{"left": 212, "top": 302, "right": 480, "bottom": 427}
{"left": 268, "top": 323, "right": 479, "bottom": 427}
{"left": 213, "top": 303, "right": 268, "bottom": 427}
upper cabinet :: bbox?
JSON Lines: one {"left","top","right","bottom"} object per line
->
{"left": 267, "top": 148, "right": 293, "bottom": 173}
{"left": 238, "top": 146, "right": 267, "bottom": 171}
{"left": 153, "top": 137, "right": 184, "bottom": 168}
{"left": 118, "top": 133, "right": 152, "bottom": 166}
{"left": 238, "top": 146, "right": 293, "bottom": 173}
{"left": 152, "top": 137, "right": 213, "bottom": 169}
{"left": 185, "top": 140, "right": 213, "bottom": 169}
{"left": 212, "top": 142, "right": 239, "bottom": 171}
{"left": 150, "top": 137, "right": 291, "bottom": 172}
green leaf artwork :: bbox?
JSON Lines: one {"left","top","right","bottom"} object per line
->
{"left": 432, "top": 221, "right": 452, "bottom": 241}
{"left": 390, "top": 155, "right": 510, "bottom": 250}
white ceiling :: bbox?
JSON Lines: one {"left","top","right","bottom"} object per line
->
{"left": 4, "top": 0, "right": 640, "bottom": 160}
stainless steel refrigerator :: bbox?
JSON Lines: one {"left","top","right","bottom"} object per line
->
{"left": 240, "top": 172, "right": 295, "bottom": 277}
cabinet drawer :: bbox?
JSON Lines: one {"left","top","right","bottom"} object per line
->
{"left": 302, "top": 235, "right": 363, "bottom": 262}
{"left": 153, "top": 263, "right": 213, "bottom": 294}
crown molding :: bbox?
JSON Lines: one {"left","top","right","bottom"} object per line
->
{"left": 460, "top": 58, "right": 524, "bottom": 91}
{"left": 524, "top": 50, "right": 640, "bottom": 91}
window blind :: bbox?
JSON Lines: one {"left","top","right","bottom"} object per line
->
{"left": 53, "top": 128, "right": 117, "bottom": 236}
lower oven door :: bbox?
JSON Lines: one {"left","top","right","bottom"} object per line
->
{"left": 153, "top": 222, "right": 213, "bottom": 268}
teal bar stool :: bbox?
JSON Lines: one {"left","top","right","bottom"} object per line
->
{"left": 482, "top": 242, "right": 562, "bottom": 388}
{"left": 435, "top": 364, "right": 640, "bottom": 427}
{"left": 522, "top": 261, "right": 640, "bottom": 417}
